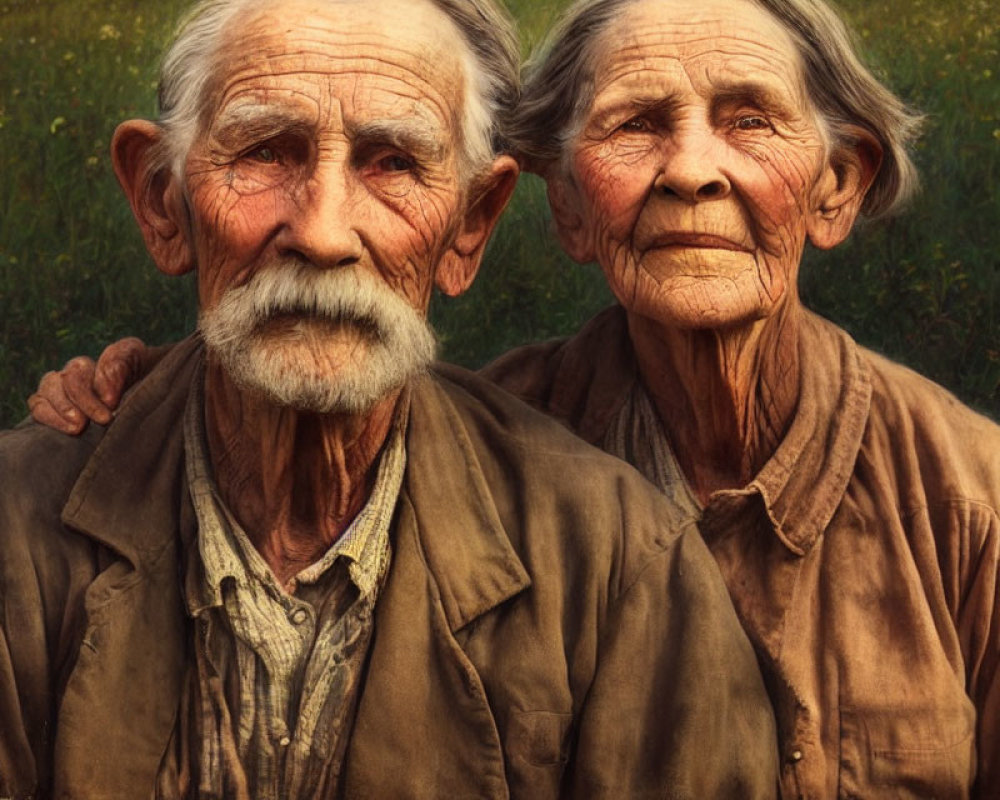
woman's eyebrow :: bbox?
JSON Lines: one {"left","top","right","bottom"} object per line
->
{"left": 587, "top": 93, "right": 682, "bottom": 127}
{"left": 711, "top": 80, "right": 797, "bottom": 115}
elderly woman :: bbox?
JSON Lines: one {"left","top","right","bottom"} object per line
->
{"left": 486, "top": 0, "right": 1000, "bottom": 796}
{"left": 29, "top": 0, "right": 1000, "bottom": 796}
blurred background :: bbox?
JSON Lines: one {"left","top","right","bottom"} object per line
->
{"left": 0, "top": 0, "right": 997, "bottom": 426}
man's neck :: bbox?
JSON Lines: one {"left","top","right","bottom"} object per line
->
{"left": 202, "top": 361, "right": 401, "bottom": 587}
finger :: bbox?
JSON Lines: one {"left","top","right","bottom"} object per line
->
{"left": 61, "top": 357, "right": 114, "bottom": 425}
{"left": 27, "top": 374, "right": 88, "bottom": 434}
{"left": 93, "top": 337, "right": 146, "bottom": 408}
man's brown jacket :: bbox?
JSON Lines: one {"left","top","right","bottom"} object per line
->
{"left": 0, "top": 337, "right": 777, "bottom": 799}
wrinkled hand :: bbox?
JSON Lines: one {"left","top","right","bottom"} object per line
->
{"left": 27, "top": 337, "right": 147, "bottom": 434}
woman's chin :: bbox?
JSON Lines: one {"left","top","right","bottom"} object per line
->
{"left": 620, "top": 273, "right": 790, "bottom": 332}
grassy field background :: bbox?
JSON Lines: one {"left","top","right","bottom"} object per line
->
{"left": 1, "top": 0, "right": 997, "bottom": 427}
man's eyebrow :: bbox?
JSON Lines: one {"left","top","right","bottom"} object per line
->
{"left": 211, "top": 104, "right": 312, "bottom": 147}
{"left": 347, "top": 118, "right": 447, "bottom": 162}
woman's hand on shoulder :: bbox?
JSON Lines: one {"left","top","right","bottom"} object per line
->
{"left": 28, "top": 337, "right": 148, "bottom": 434}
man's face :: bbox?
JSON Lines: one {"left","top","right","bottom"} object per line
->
{"left": 554, "top": 0, "right": 834, "bottom": 330}
{"left": 182, "top": 0, "right": 471, "bottom": 410}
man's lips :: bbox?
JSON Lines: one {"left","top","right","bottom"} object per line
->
{"left": 644, "top": 232, "right": 751, "bottom": 252}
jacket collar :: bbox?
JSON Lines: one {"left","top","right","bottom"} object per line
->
{"left": 400, "top": 368, "right": 531, "bottom": 631}
{"left": 63, "top": 340, "right": 531, "bottom": 620}
{"left": 344, "top": 366, "right": 532, "bottom": 798}
{"left": 61, "top": 335, "right": 204, "bottom": 567}
{"left": 736, "top": 311, "right": 872, "bottom": 554}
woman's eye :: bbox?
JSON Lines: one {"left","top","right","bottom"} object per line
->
{"left": 618, "top": 117, "right": 649, "bottom": 133}
{"left": 734, "top": 115, "right": 771, "bottom": 131}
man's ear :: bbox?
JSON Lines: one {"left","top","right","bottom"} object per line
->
{"left": 435, "top": 154, "right": 520, "bottom": 297}
{"left": 111, "top": 120, "right": 195, "bottom": 276}
{"left": 807, "top": 127, "right": 883, "bottom": 250}
{"left": 545, "top": 170, "right": 593, "bottom": 263}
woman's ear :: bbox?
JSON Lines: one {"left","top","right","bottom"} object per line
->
{"left": 808, "top": 127, "right": 883, "bottom": 250}
{"left": 545, "top": 170, "right": 594, "bottom": 264}
{"left": 435, "top": 154, "right": 520, "bottom": 297}
{"left": 111, "top": 120, "right": 195, "bottom": 276}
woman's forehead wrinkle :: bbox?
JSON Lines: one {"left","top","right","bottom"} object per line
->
{"left": 594, "top": 0, "right": 804, "bottom": 91}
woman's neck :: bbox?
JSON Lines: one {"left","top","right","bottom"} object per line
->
{"left": 628, "top": 301, "right": 803, "bottom": 504}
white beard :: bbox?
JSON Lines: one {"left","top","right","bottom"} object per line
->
{"left": 198, "top": 263, "right": 437, "bottom": 414}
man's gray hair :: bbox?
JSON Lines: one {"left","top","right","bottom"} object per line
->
{"left": 511, "top": 0, "right": 923, "bottom": 219}
{"left": 156, "top": 0, "right": 519, "bottom": 182}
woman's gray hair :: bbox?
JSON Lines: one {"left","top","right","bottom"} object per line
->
{"left": 155, "top": 0, "right": 519, "bottom": 183}
{"left": 511, "top": 0, "right": 923, "bottom": 218}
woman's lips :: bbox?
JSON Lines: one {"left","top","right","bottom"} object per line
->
{"left": 644, "top": 232, "right": 751, "bottom": 252}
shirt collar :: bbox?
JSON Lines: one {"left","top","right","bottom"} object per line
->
{"left": 706, "top": 312, "right": 873, "bottom": 555}
{"left": 564, "top": 306, "right": 873, "bottom": 557}
{"left": 182, "top": 373, "right": 408, "bottom": 613}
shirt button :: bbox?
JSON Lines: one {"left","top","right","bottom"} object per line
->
{"left": 789, "top": 749, "right": 804, "bottom": 763}
{"left": 290, "top": 608, "right": 308, "bottom": 625}
{"left": 279, "top": 735, "right": 291, "bottom": 747}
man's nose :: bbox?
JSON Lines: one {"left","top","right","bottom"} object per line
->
{"left": 276, "top": 158, "right": 364, "bottom": 268}
{"left": 653, "top": 125, "right": 731, "bottom": 204}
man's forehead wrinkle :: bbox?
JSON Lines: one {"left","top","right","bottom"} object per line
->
{"left": 211, "top": 7, "right": 464, "bottom": 118}
{"left": 214, "top": 58, "right": 457, "bottom": 133}
{"left": 222, "top": 14, "right": 462, "bottom": 85}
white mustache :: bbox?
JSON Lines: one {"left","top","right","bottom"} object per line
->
{"left": 198, "top": 261, "right": 438, "bottom": 414}
{"left": 201, "top": 262, "right": 411, "bottom": 346}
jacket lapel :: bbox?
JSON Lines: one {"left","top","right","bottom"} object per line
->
{"left": 55, "top": 338, "right": 202, "bottom": 797}
{"left": 344, "top": 371, "right": 530, "bottom": 798}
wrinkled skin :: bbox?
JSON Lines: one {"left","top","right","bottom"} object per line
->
{"left": 38, "top": 0, "right": 517, "bottom": 586}
{"left": 548, "top": 0, "right": 877, "bottom": 499}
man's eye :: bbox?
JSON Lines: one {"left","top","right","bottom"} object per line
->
{"left": 734, "top": 115, "right": 771, "bottom": 131}
{"left": 246, "top": 145, "right": 278, "bottom": 163}
{"left": 377, "top": 154, "right": 415, "bottom": 173}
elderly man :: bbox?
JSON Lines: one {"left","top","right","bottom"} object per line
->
{"left": 0, "top": 0, "right": 779, "bottom": 797}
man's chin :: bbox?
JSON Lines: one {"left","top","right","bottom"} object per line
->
{"left": 211, "top": 332, "right": 425, "bottom": 416}
{"left": 246, "top": 375, "right": 389, "bottom": 416}
{"left": 255, "top": 314, "right": 381, "bottom": 346}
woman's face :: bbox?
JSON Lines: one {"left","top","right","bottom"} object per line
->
{"left": 552, "top": 0, "right": 844, "bottom": 330}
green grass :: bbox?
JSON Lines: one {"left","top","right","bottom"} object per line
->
{"left": 798, "top": 0, "right": 1000, "bottom": 415}
{"left": 1, "top": 0, "right": 998, "bottom": 427}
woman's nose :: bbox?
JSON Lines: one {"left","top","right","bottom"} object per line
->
{"left": 653, "top": 127, "right": 731, "bottom": 203}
